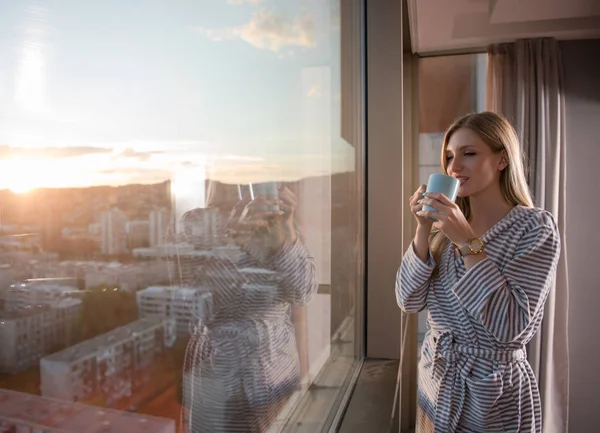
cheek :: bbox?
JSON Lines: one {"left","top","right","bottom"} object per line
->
{"left": 472, "top": 159, "right": 497, "bottom": 177}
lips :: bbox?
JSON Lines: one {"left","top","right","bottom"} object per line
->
{"left": 454, "top": 176, "right": 469, "bottom": 185}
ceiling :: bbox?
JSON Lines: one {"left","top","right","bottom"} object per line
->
{"left": 408, "top": 0, "right": 600, "bottom": 54}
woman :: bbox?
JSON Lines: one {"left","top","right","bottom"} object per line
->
{"left": 396, "top": 112, "right": 560, "bottom": 432}
{"left": 179, "top": 181, "right": 317, "bottom": 433}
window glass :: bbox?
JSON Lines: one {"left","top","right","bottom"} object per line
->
{"left": 0, "top": 1, "right": 364, "bottom": 432}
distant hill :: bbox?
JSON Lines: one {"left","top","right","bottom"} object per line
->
{"left": 0, "top": 181, "right": 171, "bottom": 227}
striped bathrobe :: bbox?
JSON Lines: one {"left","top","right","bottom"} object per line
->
{"left": 396, "top": 205, "right": 560, "bottom": 432}
{"left": 182, "top": 238, "right": 318, "bottom": 433}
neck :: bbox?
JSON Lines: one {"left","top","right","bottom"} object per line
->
{"left": 467, "top": 184, "right": 514, "bottom": 236}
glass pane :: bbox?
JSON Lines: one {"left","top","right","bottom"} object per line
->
{"left": 0, "top": 1, "right": 364, "bottom": 432}
{"left": 416, "top": 53, "right": 486, "bottom": 358}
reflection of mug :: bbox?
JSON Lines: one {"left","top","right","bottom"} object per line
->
{"left": 423, "top": 174, "right": 460, "bottom": 222}
{"left": 249, "top": 182, "right": 279, "bottom": 211}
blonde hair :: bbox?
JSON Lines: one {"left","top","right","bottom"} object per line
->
{"left": 429, "top": 112, "right": 534, "bottom": 271}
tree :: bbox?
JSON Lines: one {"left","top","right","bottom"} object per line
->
{"left": 79, "top": 285, "right": 139, "bottom": 340}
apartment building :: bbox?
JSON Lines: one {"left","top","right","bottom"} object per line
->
{"left": 132, "top": 242, "right": 193, "bottom": 258}
{"left": 0, "top": 264, "right": 13, "bottom": 291}
{"left": 0, "top": 299, "right": 82, "bottom": 373}
{"left": 0, "top": 388, "right": 175, "bottom": 433}
{"left": 2, "top": 282, "right": 76, "bottom": 311}
{"left": 126, "top": 220, "right": 151, "bottom": 249}
{"left": 83, "top": 261, "right": 172, "bottom": 292}
{"left": 100, "top": 208, "right": 128, "bottom": 256}
{"left": 40, "top": 318, "right": 176, "bottom": 405}
{"left": 84, "top": 263, "right": 140, "bottom": 292}
{"left": 149, "top": 208, "right": 170, "bottom": 247}
{"left": 136, "top": 286, "right": 212, "bottom": 336}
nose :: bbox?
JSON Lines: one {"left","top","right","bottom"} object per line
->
{"left": 448, "top": 156, "right": 463, "bottom": 175}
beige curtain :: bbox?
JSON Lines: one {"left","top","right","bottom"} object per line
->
{"left": 487, "top": 38, "right": 570, "bottom": 433}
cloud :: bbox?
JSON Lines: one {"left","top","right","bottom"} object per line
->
{"left": 97, "top": 167, "right": 171, "bottom": 180}
{"left": 228, "top": 0, "right": 266, "bottom": 4}
{"left": 195, "top": 9, "right": 315, "bottom": 52}
{"left": 0, "top": 145, "right": 112, "bottom": 159}
{"left": 114, "top": 147, "right": 157, "bottom": 162}
{"left": 221, "top": 154, "right": 265, "bottom": 162}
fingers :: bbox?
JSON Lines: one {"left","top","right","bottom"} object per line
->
{"left": 416, "top": 209, "right": 445, "bottom": 223}
{"left": 239, "top": 197, "right": 284, "bottom": 224}
{"left": 278, "top": 187, "right": 298, "bottom": 208}
{"left": 425, "top": 192, "right": 455, "bottom": 206}
{"left": 417, "top": 205, "right": 455, "bottom": 226}
{"left": 277, "top": 187, "right": 297, "bottom": 220}
{"left": 420, "top": 193, "right": 457, "bottom": 213}
{"left": 409, "top": 185, "right": 429, "bottom": 221}
{"left": 239, "top": 187, "right": 297, "bottom": 230}
{"left": 278, "top": 201, "right": 294, "bottom": 217}
{"left": 417, "top": 195, "right": 449, "bottom": 220}
{"left": 410, "top": 185, "right": 427, "bottom": 207}
{"left": 411, "top": 201, "right": 424, "bottom": 215}
{"left": 231, "top": 211, "right": 282, "bottom": 245}
{"left": 241, "top": 198, "right": 281, "bottom": 218}
{"left": 419, "top": 197, "right": 443, "bottom": 212}
{"left": 416, "top": 209, "right": 439, "bottom": 222}
{"left": 240, "top": 209, "right": 283, "bottom": 226}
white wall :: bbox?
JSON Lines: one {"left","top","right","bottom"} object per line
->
{"left": 561, "top": 39, "right": 600, "bottom": 433}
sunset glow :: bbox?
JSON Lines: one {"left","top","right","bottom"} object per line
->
{"left": 0, "top": 159, "right": 46, "bottom": 193}
{"left": 8, "top": 182, "right": 36, "bottom": 194}
{"left": 0, "top": 1, "right": 351, "bottom": 192}
{"left": 0, "top": 157, "right": 92, "bottom": 191}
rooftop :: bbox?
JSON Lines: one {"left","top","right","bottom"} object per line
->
{"left": 51, "top": 298, "right": 82, "bottom": 309}
{"left": 8, "top": 282, "right": 76, "bottom": 293}
{"left": 138, "top": 285, "right": 203, "bottom": 298}
{"left": 0, "top": 304, "right": 51, "bottom": 320}
{"left": 0, "top": 389, "right": 174, "bottom": 433}
{"left": 59, "top": 260, "right": 106, "bottom": 267}
{"left": 41, "top": 318, "right": 170, "bottom": 363}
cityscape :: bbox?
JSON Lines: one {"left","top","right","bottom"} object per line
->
{"left": 0, "top": 161, "right": 357, "bottom": 433}
{"left": 0, "top": 181, "right": 213, "bottom": 433}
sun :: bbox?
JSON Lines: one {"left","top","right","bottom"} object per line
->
{"left": 0, "top": 159, "right": 45, "bottom": 193}
{"left": 9, "top": 183, "right": 36, "bottom": 194}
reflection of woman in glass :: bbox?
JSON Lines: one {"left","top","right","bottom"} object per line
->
{"left": 179, "top": 181, "right": 317, "bottom": 433}
{"left": 397, "top": 113, "right": 560, "bottom": 432}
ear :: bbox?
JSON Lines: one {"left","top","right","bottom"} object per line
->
{"left": 498, "top": 151, "right": 508, "bottom": 171}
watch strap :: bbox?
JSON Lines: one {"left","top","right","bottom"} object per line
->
{"left": 457, "top": 244, "right": 472, "bottom": 256}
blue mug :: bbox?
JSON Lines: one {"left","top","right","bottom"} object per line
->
{"left": 423, "top": 174, "right": 460, "bottom": 222}
{"left": 250, "top": 182, "right": 279, "bottom": 211}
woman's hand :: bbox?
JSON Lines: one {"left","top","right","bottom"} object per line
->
{"left": 410, "top": 185, "right": 433, "bottom": 230}
{"left": 277, "top": 186, "right": 298, "bottom": 243}
{"left": 230, "top": 186, "right": 298, "bottom": 256}
{"left": 416, "top": 192, "right": 475, "bottom": 246}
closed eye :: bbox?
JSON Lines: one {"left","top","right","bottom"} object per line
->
{"left": 446, "top": 152, "right": 475, "bottom": 161}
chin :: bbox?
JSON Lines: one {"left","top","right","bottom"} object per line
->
{"left": 457, "top": 186, "right": 469, "bottom": 198}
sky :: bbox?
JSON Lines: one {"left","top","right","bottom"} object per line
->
{"left": 0, "top": 0, "right": 355, "bottom": 192}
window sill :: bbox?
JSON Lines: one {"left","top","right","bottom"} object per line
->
{"left": 268, "top": 314, "right": 362, "bottom": 433}
{"left": 337, "top": 359, "right": 400, "bottom": 433}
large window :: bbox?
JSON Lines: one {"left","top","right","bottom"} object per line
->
{"left": 0, "top": 1, "right": 364, "bottom": 432}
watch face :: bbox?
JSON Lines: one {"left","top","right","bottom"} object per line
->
{"left": 469, "top": 238, "right": 484, "bottom": 253}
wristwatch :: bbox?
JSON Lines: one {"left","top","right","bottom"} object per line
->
{"left": 456, "top": 238, "right": 484, "bottom": 256}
